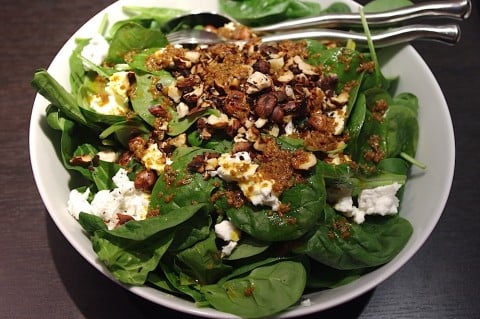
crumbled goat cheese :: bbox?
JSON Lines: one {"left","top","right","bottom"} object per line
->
{"left": 213, "top": 152, "right": 281, "bottom": 210}
{"left": 89, "top": 71, "right": 131, "bottom": 116}
{"left": 80, "top": 34, "right": 109, "bottom": 70}
{"left": 215, "top": 220, "right": 241, "bottom": 257}
{"left": 141, "top": 143, "right": 172, "bottom": 173}
{"left": 67, "top": 168, "right": 150, "bottom": 229}
{"left": 334, "top": 183, "right": 403, "bottom": 224}
{"left": 214, "top": 152, "right": 258, "bottom": 183}
{"left": 239, "top": 179, "right": 280, "bottom": 211}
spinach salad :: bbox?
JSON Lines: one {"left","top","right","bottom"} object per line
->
{"left": 32, "top": 0, "right": 422, "bottom": 317}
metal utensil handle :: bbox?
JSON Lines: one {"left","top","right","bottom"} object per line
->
{"left": 253, "top": 0, "right": 471, "bottom": 33}
{"left": 260, "top": 24, "right": 460, "bottom": 48}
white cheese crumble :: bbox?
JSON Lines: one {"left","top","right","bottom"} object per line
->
{"left": 80, "top": 34, "right": 109, "bottom": 70}
{"left": 334, "top": 183, "right": 403, "bottom": 224}
{"left": 89, "top": 71, "right": 131, "bottom": 116}
{"left": 215, "top": 152, "right": 258, "bottom": 183}
{"left": 67, "top": 168, "right": 150, "bottom": 230}
{"left": 212, "top": 152, "right": 281, "bottom": 211}
{"left": 214, "top": 220, "right": 241, "bottom": 257}
{"left": 141, "top": 143, "right": 172, "bottom": 174}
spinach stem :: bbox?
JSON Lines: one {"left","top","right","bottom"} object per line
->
{"left": 400, "top": 152, "right": 427, "bottom": 169}
{"left": 98, "top": 13, "right": 109, "bottom": 36}
{"left": 359, "top": 8, "right": 381, "bottom": 84}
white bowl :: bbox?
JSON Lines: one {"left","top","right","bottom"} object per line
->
{"left": 29, "top": 0, "right": 455, "bottom": 317}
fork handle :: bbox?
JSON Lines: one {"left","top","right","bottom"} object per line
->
{"left": 260, "top": 24, "right": 460, "bottom": 48}
{"left": 252, "top": 0, "right": 471, "bottom": 34}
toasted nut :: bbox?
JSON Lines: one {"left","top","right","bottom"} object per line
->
{"left": 232, "top": 141, "right": 252, "bottom": 153}
{"left": 269, "top": 57, "right": 284, "bottom": 72}
{"left": 277, "top": 70, "right": 294, "bottom": 83}
{"left": 176, "top": 102, "right": 189, "bottom": 119}
{"left": 223, "top": 90, "right": 250, "bottom": 121}
{"left": 255, "top": 92, "right": 277, "bottom": 118}
{"left": 118, "top": 151, "right": 133, "bottom": 166}
{"left": 270, "top": 106, "right": 284, "bottom": 124}
{"left": 97, "top": 151, "right": 117, "bottom": 163}
{"left": 184, "top": 50, "right": 201, "bottom": 63}
{"left": 253, "top": 137, "right": 268, "bottom": 152}
{"left": 292, "top": 151, "right": 317, "bottom": 170}
{"left": 167, "top": 84, "right": 181, "bottom": 103}
{"left": 168, "top": 133, "right": 187, "bottom": 148}
{"left": 205, "top": 157, "right": 219, "bottom": 171}
{"left": 226, "top": 118, "right": 242, "bottom": 137}
{"left": 187, "top": 154, "right": 206, "bottom": 173}
{"left": 252, "top": 59, "right": 270, "bottom": 74}
{"left": 117, "top": 213, "right": 134, "bottom": 226}
{"left": 128, "top": 136, "right": 146, "bottom": 155}
{"left": 282, "top": 100, "right": 300, "bottom": 114}
{"left": 293, "top": 55, "right": 317, "bottom": 75}
{"left": 207, "top": 113, "right": 229, "bottom": 129}
{"left": 330, "top": 91, "right": 350, "bottom": 106}
{"left": 69, "top": 154, "right": 93, "bottom": 166}
{"left": 246, "top": 71, "right": 273, "bottom": 94}
{"left": 134, "top": 169, "right": 157, "bottom": 193}
{"left": 149, "top": 104, "right": 169, "bottom": 117}
{"left": 307, "top": 113, "right": 328, "bottom": 132}
{"left": 183, "top": 84, "right": 204, "bottom": 105}
{"left": 254, "top": 117, "right": 268, "bottom": 128}
{"left": 246, "top": 126, "right": 260, "bottom": 142}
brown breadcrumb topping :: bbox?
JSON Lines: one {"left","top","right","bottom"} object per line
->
{"left": 122, "top": 27, "right": 380, "bottom": 212}
{"left": 364, "top": 134, "right": 385, "bottom": 163}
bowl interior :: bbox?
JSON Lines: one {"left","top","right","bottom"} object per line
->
{"left": 29, "top": 0, "right": 455, "bottom": 318}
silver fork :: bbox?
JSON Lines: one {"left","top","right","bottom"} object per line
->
{"left": 166, "top": 24, "right": 461, "bottom": 48}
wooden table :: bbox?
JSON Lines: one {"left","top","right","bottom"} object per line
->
{"left": 1, "top": 0, "right": 479, "bottom": 318}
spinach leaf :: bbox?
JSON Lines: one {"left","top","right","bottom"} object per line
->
{"left": 168, "top": 108, "right": 220, "bottom": 136}
{"left": 90, "top": 227, "right": 174, "bottom": 285}
{"left": 306, "top": 45, "right": 364, "bottom": 94}
{"left": 219, "top": 0, "right": 321, "bottom": 26}
{"left": 78, "top": 212, "right": 107, "bottom": 235}
{"left": 149, "top": 147, "right": 221, "bottom": 214}
{"left": 168, "top": 209, "right": 212, "bottom": 252}
{"left": 386, "top": 93, "right": 419, "bottom": 158}
{"left": 32, "top": 70, "right": 97, "bottom": 129}
{"left": 219, "top": 0, "right": 350, "bottom": 27}
{"left": 108, "top": 7, "right": 186, "bottom": 36}
{"left": 226, "top": 163, "right": 326, "bottom": 241}
{"left": 122, "top": 6, "right": 186, "bottom": 25}
{"left": 175, "top": 231, "right": 232, "bottom": 285}
{"left": 345, "top": 92, "right": 366, "bottom": 156}
{"left": 69, "top": 38, "right": 91, "bottom": 97}
{"left": 45, "top": 107, "right": 120, "bottom": 189}
{"left": 353, "top": 88, "right": 419, "bottom": 168}
{"left": 130, "top": 73, "right": 167, "bottom": 126}
{"left": 77, "top": 199, "right": 209, "bottom": 286}
{"left": 364, "top": 0, "right": 413, "bottom": 13}
{"left": 223, "top": 237, "right": 270, "bottom": 261}
{"left": 106, "top": 22, "right": 168, "bottom": 64}
{"left": 306, "top": 259, "right": 367, "bottom": 289}
{"left": 201, "top": 260, "right": 306, "bottom": 319}
{"left": 99, "top": 119, "right": 150, "bottom": 148}
{"left": 151, "top": 261, "right": 207, "bottom": 303}
{"left": 294, "top": 206, "right": 412, "bottom": 270}
{"left": 128, "top": 48, "right": 176, "bottom": 79}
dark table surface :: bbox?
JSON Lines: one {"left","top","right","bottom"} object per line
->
{"left": 2, "top": 0, "right": 479, "bottom": 318}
